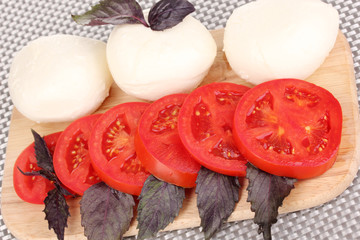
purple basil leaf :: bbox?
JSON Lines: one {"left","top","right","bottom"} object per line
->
{"left": 17, "top": 167, "right": 76, "bottom": 198}
{"left": 195, "top": 167, "right": 240, "bottom": 240}
{"left": 17, "top": 166, "right": 57, "bottom": 181}
{"left": 148, "top": 0, "right": 195, "bottom": 31}
{"left": 80, "top": 182, "right": 135, "bottom": 240}
{"left": 31, "top": 130, "right": 75, "bottom": 195}
{"left": 72, "top": 0, "right": 149, "bottom": 27}
{"left": 56, "top": 182, "right": 77, "bottom": 198}
{"left": 246, "top": 163, "right": 296, "bottom": 240}
{"left": 136, "top": 175, "right": 185, "bottom": 240}
{"left": 43, "top": 187, "right": 70, "bottom": 240}
{"left": 32, "top": 129, "right": 54, "bottom": 173}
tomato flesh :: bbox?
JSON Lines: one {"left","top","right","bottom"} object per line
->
{"left": 13, "top": 132, "right": 62, "bottom": 204}
{"left": 53, "top": 114, "right": 102, "bottom": 195}
{"left": 89, "top": 102, "right": 151, "bottom": 196}
{"left": 135, "top": 94, "right": 201, "bottom": 188}
{"left": 233, "top": 79, "right": 342, "bottom": 179}
{"left": 178, "top": 82, "right": 250, "bottom": 176}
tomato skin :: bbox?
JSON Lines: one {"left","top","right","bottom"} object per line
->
{"left": 89, "top": 102, "right": 151, "bottom": 196}
{"left": 135, "top": 94, "right": 201, "bottom": 188}
{"left": 178, "top": 82, "right": 250, "bottom": 176}
{"left": 13, "top": 132, "right": 62, "bottom": 204}
{"left": 233, "top": 79, "right": 342, "bottom": 179}
{"left": 53, "top": 114, "right": 102, "bottom": 196}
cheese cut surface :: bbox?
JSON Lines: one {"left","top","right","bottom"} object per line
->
{"left": 224, "top": 0, "right": 339, "bottom": 85}
{"left": 106, "top": 15, "right": 217, "bottom": 101}
{"left": 8, "top": 35, "right": 113, "bottom": 123}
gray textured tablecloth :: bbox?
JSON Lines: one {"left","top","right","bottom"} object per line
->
{"left": 1, "top": 0, "right": 359, "bottom": 239}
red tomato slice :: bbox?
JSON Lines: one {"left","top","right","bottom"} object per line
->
{"left": 135, "top": 94, "right": 201, "bottom": 188}
{"left": 178, "top": 82, "right": 250, "bottom": 176}
{"left": 53, "top": 114, "right": 102, "bottom": 195}
{"left": 233, "top": 79, "right": 342, "bottom": 179}
{"left": 89, "top": 102, "right": 151, "bottom": 196}
{"left": 13, "top": 132, "right": 62, "bottom": 204}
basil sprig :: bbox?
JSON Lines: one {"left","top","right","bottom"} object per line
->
{"left": 72, "top": 0, "right": 195, "bottom": 31}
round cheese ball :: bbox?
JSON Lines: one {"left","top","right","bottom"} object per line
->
{"left": 224, "top": 0, "right": 339, "bottom": 85}
{"left": 106, "top": 15, "right": 217, "bottom": 101}
{"left": 8, "top": 35, "right": 113, "bottom": 123}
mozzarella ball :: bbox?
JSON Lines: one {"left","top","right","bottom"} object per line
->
{"left": 224, "top": 0, "right": 339, "bottom": 85}
{"left": 106, "top": 15, "right": 217, "bottom": 101}
{"left": 8, "top": 35, "right": 113, "bottom": 123}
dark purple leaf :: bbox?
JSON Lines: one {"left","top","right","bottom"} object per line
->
{"left": 19, "top": 130, "right": 73, "bottom": 240}
{"left": 136, "top": 175, "right": 185, "bottom": 240}
{"left": 22, "top": 131, "right": 74, "bottom": 193}
{"left": 246, "top": 163, "right": 296, "bottom": 240}
{"left": 72, "top": 0, "right": 149, "bottom": 27}
{"left": 43, "top": 187, "right": 70, "bottom": 240}
{"left": 80, "top": 182, "right": 135, "bottom": 240}
{"left": 17, "top": 166, "right": 57, "bottom": 182}
{"left": 32, "top": 129, "right": 54, "bottom": 173}
{"left": 195, "top": 167, "right": 240, "bottom": 240}
{"left": 148, "top": 0, "right": 195, "bottom": 31}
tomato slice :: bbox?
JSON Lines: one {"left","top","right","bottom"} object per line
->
{"left": 135, "top": 94, "right": 201, "bottom": 188}
{"left": 53, "top": 114, "right": 102, "bottom": 195}
{"left": 178, "top": 82, "right": 250, "bottom": 176}
{"left": 13, "top": 132, "right": 62, "bottom": 204}
{"left": 233, "top": 79, "right": 342, "bottom": 179}
{"left": 88, "top": 102, "right": 151, "bottom": 196}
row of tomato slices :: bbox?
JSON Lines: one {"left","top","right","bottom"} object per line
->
{"left": 13, "top": 79, "right": 343, "bottom": 204}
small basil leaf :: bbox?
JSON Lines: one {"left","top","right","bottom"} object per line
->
{"left": 16, "top": 166, "right": 42, "bottom": 177}
{"left": 43, "top": 188, "right": 70, "bottom": 240}
{"left": 195, "top": 167, "right": 240, "bottom": 240}
{"left": 32, "top": 129, "right": 54, "bottom": 173}
{"left": 136, "top": 175, "right": 185, "bottom": 240}
{"left": 148, "top": 0, "right": 195, "bottom": 31}
{"left": 17, "top": 166, "right": 56, "bottom": 181}
{"left": 246, "top": 163, "right": 297, "bottom": 240}
{"left": 17, "top": 167, "right": 75, "bottom": 198}
{"left": 56, "top": 183, "right": 76, "bottom": 198}
{"left": 72, "top": 0, "right": 149, "bottom": 27}
{"left": 80, "top": 182, "right": 135, "bottom": 240}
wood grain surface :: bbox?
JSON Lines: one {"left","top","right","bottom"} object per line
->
{"left": 2, "top": 29, "right": 360, "bottom": 240}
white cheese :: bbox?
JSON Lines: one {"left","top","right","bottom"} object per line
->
{"left": 106, "top": 15, "right": 217, "bottom": 101}
{"left": 223, "top": 0, "right": 339, "bottom": 85}
{"left": 8, "top": 35, "right": 113, "bottom": 123}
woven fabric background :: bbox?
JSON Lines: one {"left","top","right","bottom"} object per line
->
{"left": 0, "top": 0, "right": 359, "bottom": 239}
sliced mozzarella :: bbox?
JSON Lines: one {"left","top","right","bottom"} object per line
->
{"left": 224, "top": 0, "right": 339, "bottom": 85}
{"left": 106, "top": 15, "right": 217, "bottom": 101}
{"left": 8, "top": 35, "right": 113, "bottom": 123}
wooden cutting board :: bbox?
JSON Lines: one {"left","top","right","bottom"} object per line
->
{"left": 2, "top": 29, "right": 360, "bottom": 240}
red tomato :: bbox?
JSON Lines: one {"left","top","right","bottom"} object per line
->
{"left": 135, "top": 94, "right": 201, "bottom": 188}
{"left": 178, "top": 82, "right": 250, "bottom": 176}
{"left": 233, "top": 79, "right": 342, "bottom": 179}
{"left": 13, "top": 132, "right": 62, "bottom": 204}
{"left": 89, "top": 102, "right": 151, "bottom": 196}
{"left": 53, "top": 114, "right": 102, "bottom": 195}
